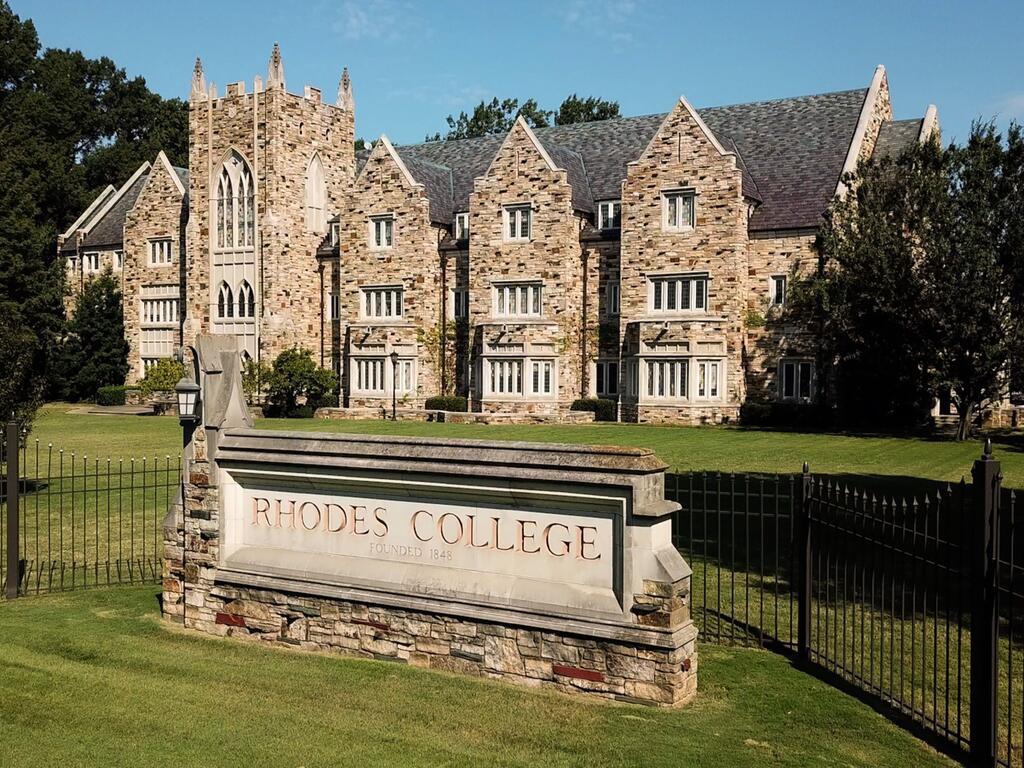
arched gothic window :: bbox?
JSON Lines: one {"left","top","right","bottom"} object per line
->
{"left": 215, "top": 152, "right": 255, "bottom": 249}
{"left": 305, "top": 153, "right": 327, "bottom": 234}
{"left": 217, "top": 282, "right": 234, "bottom": 319}
{"left": 238, "top": 280, "right": 255, "bottom": 318}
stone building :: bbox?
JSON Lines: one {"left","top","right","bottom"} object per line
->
{"left": 61, "top": 48, "right": 938, "bottom": 421}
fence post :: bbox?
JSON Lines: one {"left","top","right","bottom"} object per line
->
{"left": 970, "top": 438, "right": 1000, "bottom": 767}
{"left": 797, "top": 461, "right": 812, "bottom": 661}
{"left": 5, "top": 419, "right": 19, "bottom": 599}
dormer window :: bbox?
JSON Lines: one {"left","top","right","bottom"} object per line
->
{"left": 598, "top": 200, "right": 621, "bottom": 230}
{"left": 662, "top": 189, "right": 695, "bottom": 232}
{"left": 454, "top": 212, "right": 469, "bottom": 241}
{"left": 503, "top": 204, "right": 531, "bottom": 243}
{"left": 370, "top": 215, "right": 393, "bottom": 250}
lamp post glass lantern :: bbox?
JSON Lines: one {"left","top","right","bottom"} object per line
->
{"left": 175, "top": 376, "right": 201, "bottom": 424}
{"left": 389, "top": 351, "right": 399, "bottom": 421}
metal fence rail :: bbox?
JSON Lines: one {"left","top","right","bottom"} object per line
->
{"left": 1, "top": 422, "right": 178, "bottom": 597}
{"left": 668, "top": 450, "right": 1023, "bottom": 768}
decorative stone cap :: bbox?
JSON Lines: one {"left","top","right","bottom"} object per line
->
{"left": 217, "top": 429, "right": 679, "bottom": 518}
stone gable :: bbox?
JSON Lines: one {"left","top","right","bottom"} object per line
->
{"left": 340, "top": 138, "right": 443, "bottom": 407}
{"left": 122, "top": 154, "right": 186, "bottom": 382}
{"left": 619, "top": 97, "right": 749, "bottom": 423}
{"left": 468, "top": 119, "right": 587, "bottom": 412}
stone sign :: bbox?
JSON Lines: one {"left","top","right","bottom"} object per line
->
{"left": 163, "top": 335, "right": 697, "bottom": 707}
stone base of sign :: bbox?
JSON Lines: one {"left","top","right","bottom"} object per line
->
{"left": 163, "top": 576, "right": 697, "bottom": 706}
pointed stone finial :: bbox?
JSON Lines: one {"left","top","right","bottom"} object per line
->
{"left": 337, "top": 67, "right": 354, "bottom": 111}
{"left": 190, "top": 57, "right": 207, "bottom": 101}
{"left": 267, "top": 42, "right": 285, "bottom": 90}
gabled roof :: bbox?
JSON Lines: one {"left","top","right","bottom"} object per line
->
{"left": 61, "top": 185, "right": 116, "bottom": 244}
{"left": 873, "top": 118, "right": 925, "bottom": 160}
{"left": 80, "top": 169, "right": 150, "bottom": 250}
{"left": 396, "top": 85, "right": 873, "bottom": 231}
{"left": 397, "top": 152, "right": 453, "bottom": 224}
{"left": 700, "top": 88, "right": 869, "bottom": 230}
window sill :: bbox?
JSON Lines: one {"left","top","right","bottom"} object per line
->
{"left": 636, "top": 314, "right": 727, "bottom": 323}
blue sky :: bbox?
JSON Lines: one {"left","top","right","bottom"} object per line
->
{"left": 13, "top": 0, "right": 1024, "bottom": 145}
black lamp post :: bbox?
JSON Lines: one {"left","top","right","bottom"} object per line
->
{"left": 175, "top": 376, "right": 201, "bottom": 447}
{"left": 389, "top": 350, "right": 399, "bottom": 421}
{"left": 173, "top": 350, "right": 201, "bottom": 627}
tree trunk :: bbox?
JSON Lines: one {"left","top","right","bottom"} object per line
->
{"left": 956, "top": 401, "right": 975, "bottom": 441}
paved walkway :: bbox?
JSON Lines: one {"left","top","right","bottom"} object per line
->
{"left": 68, "top": 405, "right": 156, "bottom": 416}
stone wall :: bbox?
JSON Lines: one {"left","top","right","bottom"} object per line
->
{"left": 744, "top": 232, "right": 818, "bottom": 401}
{"left": 468, "top": 120, "right": 587, "bottom": 413}
{"left": 619, "top": 99, "right": 749, "bottom": 424}
{"left": 122, "top": 157, "right": 186, "bottom": 383}
{"left": 189, "top": 581, "right": 696, "bottom": 706}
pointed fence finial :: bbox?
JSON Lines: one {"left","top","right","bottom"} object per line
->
{"left": 267, "top": 42, "right": 285, "bottom": 90}
{"left": 337, "top": 67, "right": 354, "bottom": 111}
{"left": 191, "top": 57, "right": 207, "bottom": 101}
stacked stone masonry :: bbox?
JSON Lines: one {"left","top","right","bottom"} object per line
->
{"left": 62, "top": 52, "right": 942, "bottom": 423}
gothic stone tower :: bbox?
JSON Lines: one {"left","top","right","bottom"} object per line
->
{"left": 184, "top": 44, "right": 355, "bottom": 362}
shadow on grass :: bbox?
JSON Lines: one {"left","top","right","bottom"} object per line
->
{"left": 700, "top": 606, "right": 971, "bottom": 766}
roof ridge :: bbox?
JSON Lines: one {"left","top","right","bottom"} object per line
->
{"left": 698, "top": 87, "right": 869, "bottom": 113}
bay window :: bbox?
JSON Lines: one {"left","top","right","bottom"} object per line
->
{"left": 361, "top": 285, "right": 404, "bottom": 319}
{"left": 649, "top": 274, "right": 708, "bottom": 313}
{"left": 493, "top": 282, "right": 542, "bottom": 318}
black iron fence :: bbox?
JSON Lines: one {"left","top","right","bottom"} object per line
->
{"left": 1, "top": 421, "right": 179, "bottom": 597}
{"left": 669, "top": 446, "right": 1021, "bottom": 768}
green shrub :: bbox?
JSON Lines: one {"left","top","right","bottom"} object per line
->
{"left": 241, "top": 357, "right": 272, "bottom": 405}
{"left": 265, "top": 347, "right": 338, "bottom": 418}
{"left": 96, "top": 385, "right": 127, "bottom": 406}
{"left": 738, "top": 399, "right": 772, "bottom": 425}
{"left": 570, "top": 398, "right": 617, "bottom": 422}
{"left": 740, "top": 398, "right": 832, "bottom": 429}
{"left": 139, "top": 358, "right": 185, "bottom": 397}
{"left": 424, "top": 395, "right": 468, "bottom": 412}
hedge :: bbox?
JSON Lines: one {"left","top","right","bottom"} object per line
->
{"left": 424, "top": 395, "right": 468, "bottom": 412}
{"left": 96, "top": 385, "right": 129, "bottom": 406}
{"left": 569, "top": 398, "right": 617, "bottom": 422}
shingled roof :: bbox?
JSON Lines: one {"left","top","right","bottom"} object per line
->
{"left": 392, "top": 86, "right": 876, "bottom": 233}
{"left": 73, "top": 170, "right": 150, "bottom": 251}
{"left": 873, "top": 119, "right": 924, "bottom": 160}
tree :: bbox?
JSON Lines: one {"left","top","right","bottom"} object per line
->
{"left": 425, "top": 94, "right": 621, "bottom": 141}
{"left": 52, "top": 270, "right": 129, "bottom": 401}
{"left": 811, "top": 141, "right": 946, "bottom": 429}
{"left": 812, "top": 124, "right": 1024, "bottom": 439}
{"left": 0, "top": 1, "right": 187, "bottom": 424}
{"left": 923, "top": 123, "right": 1021, "bottom": 440}
{"left": 1000, "top": 124, "right": 1024, "bottom": 401}
{"left": 554, "top": 94, "right": 620, "bottom": 126}
{"left": 266, "top": 348, "right": 337, "bottom": 417}
{"left": 138, "top": 358, "right": 185, "bottom": 397}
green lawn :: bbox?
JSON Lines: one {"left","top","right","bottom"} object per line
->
{"left": 0, "top": 586, "right": 955, "bottom": 768}
{"left": 21, "top": 403, "right": 1024, "bottom": 487}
